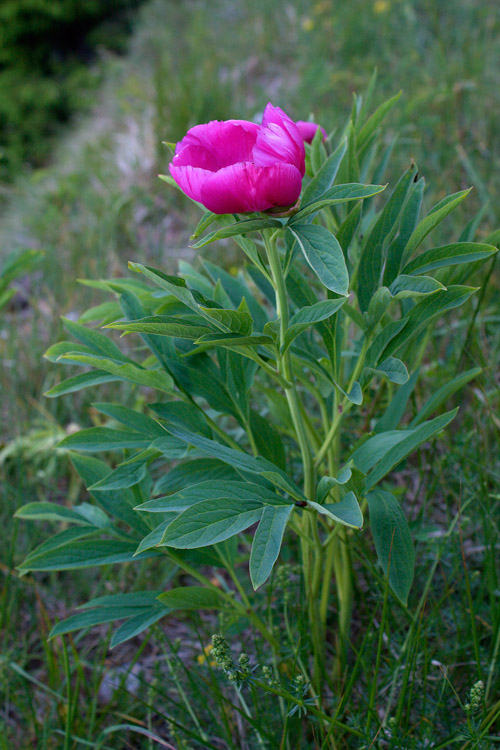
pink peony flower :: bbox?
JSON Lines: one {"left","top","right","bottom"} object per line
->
{"left": 295, "top": 121, "right": 328, "bottom": 144}
{"left": 169, "top": 104, "right": 305, "bottom": 214}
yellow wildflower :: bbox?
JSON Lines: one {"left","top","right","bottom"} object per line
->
{"left": 373, "top": 0, "right": 390, "bottom": 12}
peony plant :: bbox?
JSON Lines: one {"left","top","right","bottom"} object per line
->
{"left": 17, "top": 87, "right": 498, "bottom": 730}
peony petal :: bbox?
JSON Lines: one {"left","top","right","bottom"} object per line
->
{"left": 173, "top": 120, "right": 259, "bottom": 169}
{"left": 296, "top": 121, "right": 328, "bottom": 144}
{"left": 254, "top": 103, "right": 305, "bottom": 176}
{"left": 199, "top": 162, "right": 302, "bottom": 214}
{"left": 169, "top": 163, "right": 214, "bottom": 204}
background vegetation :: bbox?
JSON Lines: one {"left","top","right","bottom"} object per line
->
{"left": 1, "top": 0, "right": 499, "bottom": 747}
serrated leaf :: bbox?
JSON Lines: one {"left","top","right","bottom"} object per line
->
{"left": 288, "top": 224, "right": 349, "bottom": 295}
{"left": 249, "top": 505, "right": 293, "bottom": 589}
{"left": 367, "top": 490, "right": 414, "bottom": 604}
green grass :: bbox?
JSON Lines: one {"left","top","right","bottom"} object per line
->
{"left": 1, "top": 0, "right": 500, "bottom": 746}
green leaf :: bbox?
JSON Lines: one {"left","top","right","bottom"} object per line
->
{"left": 58, "top": 354, "right": 174, "bottom": 393}
{"left": 388, "top": 275, "right": 445, "bottom": 299}
{"left": 92, "top": 403, "right": 165, "bottom": 437}
{"left": 365, "top": 409, "right": 458, "bottom": 490}
{"left": 357, "top": 91, "right": 402, "bottom": 151}
{"left": 288, "top": 224, "right": 349, "bottom": 296}
{"left": 374, "top": 369, "right": 419, "bottom": 433}
{"left": 402, "top": 189, "right": 472, "bottom": 264}
{"left": 198, "top": 307, "right": 253, "bottom": 335}
{"left": 290, "top": 183, "right": 386, "bottom": 223}
{"left": 164, "top": 425, "right": 305, "bottom": 500}
{"left": 153, "top": 458, "right": 240, "bottom": 496}
{"left": 248, "top": 411, "right": 286, "bottom": 471}
{"left": 18, "top": 540, "right": 161, "bottom": 572}
{"left": 283, "top": 298, "right": 346, "bottom": 351}
{"left": 300, "top": 138, "right": 347, "bottom": 204}
{"left": 249, "top": 505, "right": 293, "bottom": 589}
{"left": 151, "top": 400, "right": 212, "bottom": 438}
{"left": 410, "top": 367, "right": 481, "bottom": 427}
{"left": 316, "top": 466, "right": 352, "bottom": 503}
{"left": 106, "top": 316, "right": 213, "bottom": 340}
{"left": 79, "top": 301, "right": 122, "bottom": 325}
{"left": 191, "top": 218, "right": 283, "bottom": 248}
{"left": 357, "top": 162, "right": 417, "bottom": 312}
{"left": 160, "top": 498, "right": 264, "bottom": 548}
{"left": 383, "top": 286, "right": 477, "bottom": 358}
{"left": 166, "top": 357, "right": 241, "bottom": 419}
{"left": 365, "top": 319, "right": 409, "bottom": 368}
{"left": 383, "top": 177, "right": 425, "bottom": 285}
{"left": 50, "top": 607, "right": 147, "bottom": 637}
{"left": 365, "top": 357, "right": 409, "bottom": 385}
{"left": 110, "top": 608, "right": 169, "bottom": 648}
{"left": 367, "top": 490, "right": 415, "bottom": 604}
{"left": 337, "top": 201, "right": 362, "bottom": 254}
{"left": 157, "top": 586, "right": 225, "bottom": 610}
{"left": 195, "top": 332, "right": 273, "bottom": 348}
{"left": 61, "top": 318, "right": 134, "bottom": 364}
{"left": 402, "top": 242, "right": 498, "bottom": 276}
{"left": 307, "top": 492, "right": 363, "bottom": 529}
{"left": 59, "top": 427, "right": 151, "bottom": 452}
{"left": 15, "top": 502, "right": 102, "bottom": 526}
{"left": 128, "top": 263, "right": 213, "bottom": 322}
{"left": 89, "top": 461, "right": 148, "bottom": 491}
{"left": 44, "top": 370, "right": 120, "bottom": 398}
{"left": 137, "top": 480, "right": 284, "bottom": 513}
{"left": 135, "top": 519, "right": 175, "bottom": 554}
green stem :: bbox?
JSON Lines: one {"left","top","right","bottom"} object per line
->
{"left": 315, "top": 336, "right": 369, "bottom": 467}
{"left": 263, "top": 230, "right": 324, "bottom": 690}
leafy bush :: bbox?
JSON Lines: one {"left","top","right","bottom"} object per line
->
{"left": 16, "top": 88, "right": 499, "bottom": 745}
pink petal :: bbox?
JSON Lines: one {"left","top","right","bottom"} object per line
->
{"left": 296, "top": 121, "right": 328, "bottom": 144}
{"left": 199, "top": 162, "right": 303, "bottom": 214}
{"left": 173, "top": 120, "right": 259, "bottom": 170}
{"left": 169, "top": 163, "right": 213, "bottom": 204}
{"left": 254, "top": 103, "right": 305, "bottom": 176}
